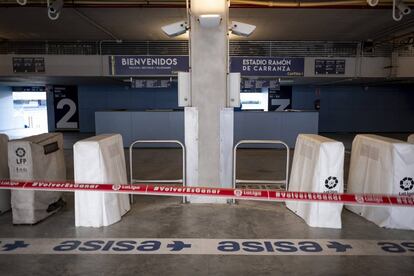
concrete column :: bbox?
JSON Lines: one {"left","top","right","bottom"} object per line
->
{"left": 186, "top": 0, "right": 232, "bottom": 203}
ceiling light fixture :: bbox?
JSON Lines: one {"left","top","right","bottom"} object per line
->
{"left": 230, "top": 21, "right": 256, "bottom": 37}
{"left": 198, "top": 14, "right": 222, "bottom": 28}
{"left": 161, "top": 21, "right": 188, "bottom": 37}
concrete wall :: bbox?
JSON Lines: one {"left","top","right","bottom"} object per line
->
{"left": 397, "top": 57, "right": 414, "bottom": 77}
{"left": 359, "top": 57, "right": 391, "bottom": 77}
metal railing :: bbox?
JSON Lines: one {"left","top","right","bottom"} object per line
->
{"left": 230, "top": 41, "right": 360, "bottom": 57}
{"left": 100, "top": 40, "right": 189, "bottom": 55}
{"left": 129, "top": 139, "right": 186, "bottom": 203}
{"left": 398, "top": 45, "right": 414, "bottom": 57}
{"left": 0, "top": 41, "right": 100, "bottom": 55}
{"left": 233, "top": 140, "right": 290, "bottom": 199}
{"left": 0, "top": 40, "right": 403, "bottom": 57}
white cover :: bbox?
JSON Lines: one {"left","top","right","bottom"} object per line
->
{"left": 286, "top": 134, "right": 344, "bottom": 229}
{"left": 74, "top": 134, "right": 130, "bottom": 227}
{"left": 0, "top": 134, "right": 11, "bottom": 214}
{"left": 408, "top": 134, "right": 414, "bottom": 144}
{"left": 347, "top": 134, "right": 414, "bottom": 230}
{"left": 8, "top": 133, "right": 66, "bottom": 224}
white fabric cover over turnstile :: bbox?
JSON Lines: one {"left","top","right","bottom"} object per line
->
{"left": 347, "top": 134, "right": 414, "bottom": 230}
{"left": 74, "top": 134, "right": 130, "bottom": 227}
{"left": 408, "top": 134, "right": 414, "bottom": 144}
{"left": 0, "top": 134, "right": 11, "bottom": 214}
{"left": 8, "top": 133, "right": 66, "bottom": 224}
{"left": 286, "top": 134, "right": 344, "bottom": 228}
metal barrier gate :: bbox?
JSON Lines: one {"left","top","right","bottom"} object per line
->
{"left": 233, "top": 140, "right": 290, "bottom": 194}
{"left": 129, "top": 140, "right": 186, "bottom": 203}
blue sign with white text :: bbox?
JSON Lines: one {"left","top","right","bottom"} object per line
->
{"left": 109, "top": 56, "right": 304, "bottom": 77}
{"left": 109, "top": 55, "right": 189, "bottom": 76}
{"left": 230, "top": 57, "right": 304, "bottom": 77}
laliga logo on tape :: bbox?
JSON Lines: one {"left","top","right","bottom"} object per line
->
{"left": 400, "top": 177, "right": 414, "bottom": 192}
{"left": 355, "top": 195, "right": 365, "bottom": 204}
{"left": 234, "top": 189, "right": 243, "bottom": 197}
{"left": 112, "top": 184, "right": 122, "bottom": 191}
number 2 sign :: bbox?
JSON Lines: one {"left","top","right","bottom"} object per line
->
{"left": 53, "top": 86, "right": 79, "bottom": 131}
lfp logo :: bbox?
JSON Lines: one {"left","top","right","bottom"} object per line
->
{"left": 15, "top": 148, "right": 26, "bottom": 158}
{"left": 15, "top": 147, "right": 27, "bottom": 165}
{"left": 324, "top": 176, "right": 338, "bottom": 190}
{"left": 400, "top": 177, "right": 414, "bottom": 192}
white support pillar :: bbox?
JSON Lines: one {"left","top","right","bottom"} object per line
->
{"left": 185, "top": 0, "right": 233, "bottom": 203}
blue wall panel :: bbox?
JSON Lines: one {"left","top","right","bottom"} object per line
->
{"left": 95, "top": 111, "right": 133, "bottom": 145}
{"left": 292, "top": 85, "right": 414, "bottom": 133}
{"left": 54, "top": 84, "right": 180, "bottom": 132}
{"left": 46, "top": 83, "right": 414, "bottom": 133}
{"left": 96, "top": 111, "right": 317, "bottom": 148}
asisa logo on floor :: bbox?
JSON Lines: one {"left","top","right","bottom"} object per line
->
{"left": 0, "top": 239, "right": 414, "bottom": 256}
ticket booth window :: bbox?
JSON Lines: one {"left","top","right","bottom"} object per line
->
{"left": 12, "top": 89, "right": 48, "bottom": 135}
{"left": 240, "top": 91, "right": 269, "bottom": 111}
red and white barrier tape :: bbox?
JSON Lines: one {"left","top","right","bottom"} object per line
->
{"left": 0, "top": 179, "right": 413, "bottom": 207}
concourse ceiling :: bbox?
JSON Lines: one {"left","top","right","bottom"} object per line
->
{"left": 0, "top": 1, "right": 412, "bottom": 41}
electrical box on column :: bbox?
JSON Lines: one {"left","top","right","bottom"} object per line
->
{"left": 178, "top": 72, "right": 191, "bottom": 107}
{"left": 227, "top": 72, "right": 240, "bottom": 107}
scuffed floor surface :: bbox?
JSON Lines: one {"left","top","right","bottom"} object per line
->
{"left": 0, "top": 195, "right": 413, "bottom": 276}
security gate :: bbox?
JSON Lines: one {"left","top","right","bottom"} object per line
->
{"left": 129, "top": 140, "right": 186, "bottom": 203}
{"left": 233, "top": 140, "right": 290, "bottom": 193}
